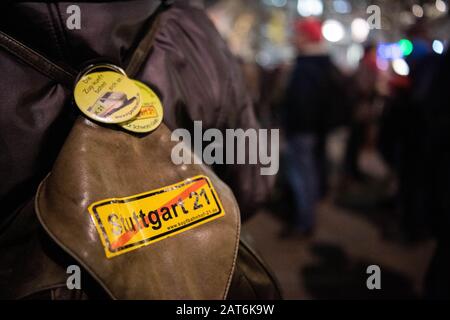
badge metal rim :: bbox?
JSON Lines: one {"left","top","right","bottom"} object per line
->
{"left": 119, "top": 80, "right": 164, "bottom": 133}
{"left": 74, "top": 64, "right": 141, "bottom": 124}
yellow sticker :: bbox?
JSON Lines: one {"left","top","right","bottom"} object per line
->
{"left": 74, "top": 71, "right": 141, "bottom": 124}
{"left": 88, "top": 175, "right": 225, "bottom": 258}
{"left": 119, "top": 81, "right": 163, "bottom": 133}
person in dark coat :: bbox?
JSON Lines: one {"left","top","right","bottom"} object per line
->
{"left": 281, "top": 18, "right": 350, "bottom": 235}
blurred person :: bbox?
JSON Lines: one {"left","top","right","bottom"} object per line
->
{"left": 377, "top": 18, "right": 450, "bottom": 298}
{"left": 343, "top": 44, "right": 383, "bottom": 182}
{"left": 378, "top": 22, "right": 435, "bottom": 242}
{"left": 405, "top": 22, "right": 433, "bottom": 69}
{"left": 280, "top": 18, "right": 351, "bottom": 236}
{"left": 421, "top": 48, "right": 450, "bottom": 299}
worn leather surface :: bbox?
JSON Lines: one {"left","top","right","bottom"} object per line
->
{"left": 0, "top": 1, "right": 280, "bottom": 300}
{"left": 35, "top": 118, "right": 241, "bottom": 300}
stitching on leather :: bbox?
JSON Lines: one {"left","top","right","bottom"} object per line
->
{"left": 222, "top": 190, "right": 241, "bottom": 299}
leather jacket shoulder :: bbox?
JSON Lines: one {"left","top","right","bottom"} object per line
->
{"left": 0, "top": 0, "right": 272, "bottom": 228}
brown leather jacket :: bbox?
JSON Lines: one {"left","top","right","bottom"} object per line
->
{"left": 0, "top": 0, "right": 279, "bottom": 300}
{"left": 0, "top": 0, "right": 272, "bottom": 227}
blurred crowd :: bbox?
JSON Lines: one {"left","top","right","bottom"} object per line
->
{"left": 206, "top": 0, "right": 450, "bottom": 298}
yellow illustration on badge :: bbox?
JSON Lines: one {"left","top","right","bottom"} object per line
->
{"left": 119, "top": 81, "right": 164, "bottom": 133}
{"left": 74, "top": 71, "right": 141, "bottom": 124}
{"left": 87, "top": 175, "right": 225, "bottom": 258}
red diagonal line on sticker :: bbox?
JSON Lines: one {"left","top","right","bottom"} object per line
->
{"left": 109, "top": 179, "right": 207, "bottom": 250}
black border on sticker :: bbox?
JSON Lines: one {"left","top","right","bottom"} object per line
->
{"left": 90, "top": 176, "right": 222, "bottom": 254}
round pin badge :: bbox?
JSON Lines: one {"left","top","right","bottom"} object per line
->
{"left": 74, "top": 69, "right": 141, "bottom": 124}
{"left": 119, "top": 81, "right": 164, "bottom": 133}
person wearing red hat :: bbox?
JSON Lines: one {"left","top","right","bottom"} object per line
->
{"left": 280, "top": 18, "right": 351, "bottom": 237}
{"left": 294, "top": 18, "right": 324, "bottom": 51}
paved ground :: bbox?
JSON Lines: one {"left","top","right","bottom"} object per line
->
{"left": 243, "top": 198, "right": 435, "bottom": 299}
